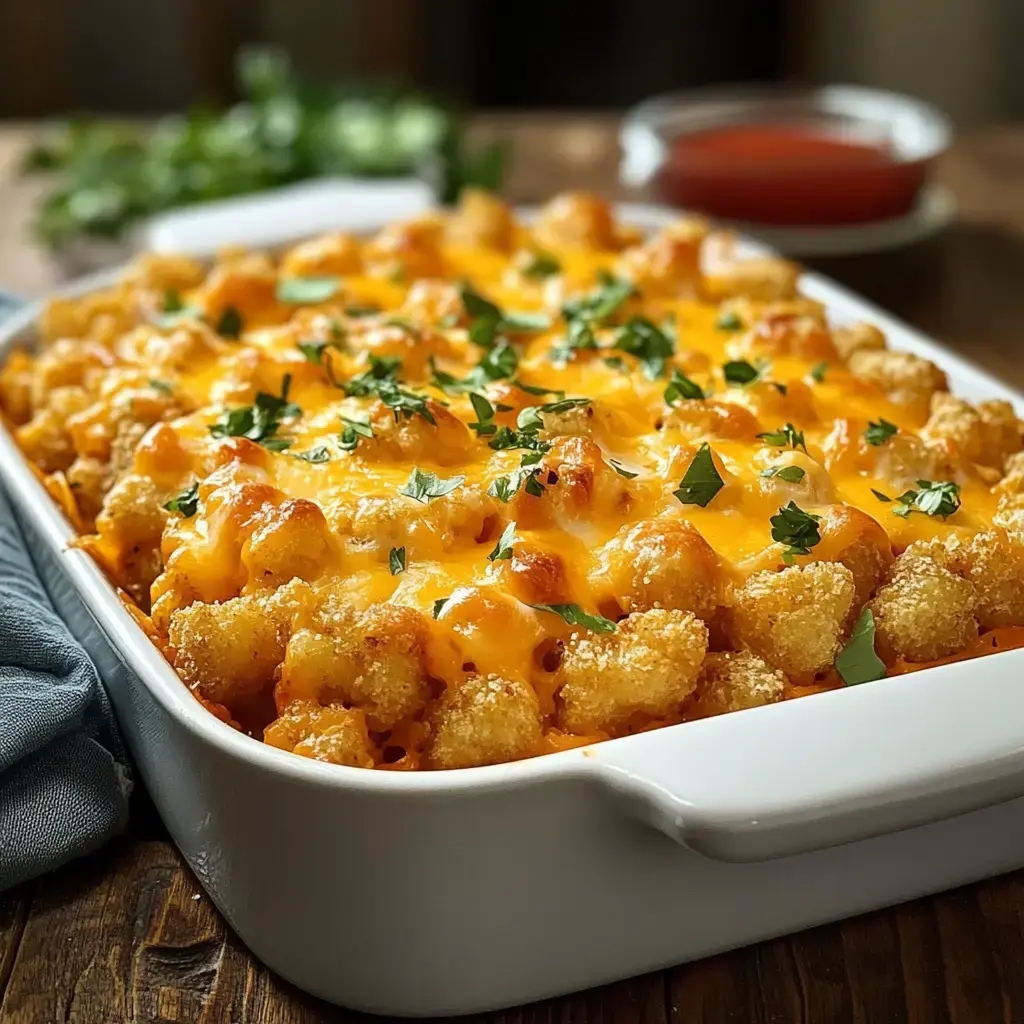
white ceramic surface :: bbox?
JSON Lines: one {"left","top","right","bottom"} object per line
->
{"left": 4, "top": 207, "right": 1024, "bottom": 1015}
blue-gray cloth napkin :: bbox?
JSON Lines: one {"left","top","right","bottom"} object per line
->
{"left": 0, "top": 293, "right": 131, "bottom": 890}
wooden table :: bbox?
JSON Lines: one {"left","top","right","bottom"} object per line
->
{"left": 3, "top": 116, "right": 1024, "bottom": 1022}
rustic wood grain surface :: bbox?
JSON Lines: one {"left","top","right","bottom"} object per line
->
{"left": 3, "top": 115, "right": 1024, "bottom": 1023}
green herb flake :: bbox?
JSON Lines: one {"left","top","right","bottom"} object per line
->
{"left": 757, "top": 422, "right": 808, "bottom": 453}
{"left": 864, "top": 419, "right": 899, "bottom": 446}
{"left": 208, "top": 374, "right": 300, "bottom": 450}
{"left": 809, "top": 361, "right": 828, "bottom": 383}
{"left": 522, "top": 253, "right": 561, "bottom": 280}
{"left": 609, "top": 459, "right": 639, "bottom": 479}
{"left": 835, "top": 608, "right": 887, "bottom": 686}
{"left": 761, "top": 465, "right": 806, "bottom": 483}
{"left": 215, "top": 306, "right": 244, "bottom": 339}
{"left": 487, "top": 520, "right": 517, "bottom": 562}
{"left": 399, "top": 467, "right": 466, "bottom": 504}
{"left": 297, "top": 341, "right": 330, "bottom": 364}
{"left": 292, "top": 446, "right": 332, "bottom": 464}
{"left": 664, "top": 368, "right": 705, "bottom": 404}
{"left": 562, "top": 276, "right": 634, "bottom": 325}
{"left": 277, "top": 276, "right": 342, "bottom": 305}
{"left": 673, "top": 443, "right": 724, "bottom": 508}
{"left": 530, "top": 603, "right": 617, "bottom": 634}
{"left": 389, "top": 546, "right": 407, "bottom": 575}
{"left": 613, "top": 316, "right": 675, "bottom": 379}
{"left": 162, "top": 289, "right": 185, "bottom": 314}
{"left": 163, "top": 482, "right": 199, "bottom": 517}
{"left": 770, "top": 501, "right": 822, "bottom": 562}
{"left": 339, "top": 415, "right": 373, "bottom": 452}
{"left": 342, "top": 356, "right": 435, "bottom": 425}
{"left": 468, "top": 392, "right": 498, "bottom": 436}
{"left": 716, "top": 311, "right": 743, "bottom": 331}
{"left": 149, "top": 379, "right": 173, "bottom": 395}
{"left": 432, "top": 597, "right": 449, "bottom": 619}
{"left": 722, "top": 359, "right": 761, "bottom": 386}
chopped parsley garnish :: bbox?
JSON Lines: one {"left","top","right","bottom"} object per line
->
{"left": 613, "top": 316, "right": 675, "bottom": 379}
{"left": 522, "top": 253, "right": 562, "bottom": 280}
{"left": 459, "top": 284, "right": 551, "bottom": 349}
{"left": 429, "top": 344, "right": 519, "bottom": 396}
{"left": 770, "top": 502, "right": 822, "bottom": 562}
{"left": 809, "top": 361, "right": 828, "bottom": 383}
{"left": 603, "top": 356, "right": 627, "bottom": 372}
{"left": 562, "top": 275, "right": 634, "bottom": 325}
{"left": 722, "top": 359, "right": 762, "bottom": 386}
{"left": 164, "top": 482, "right": 199, "bottom": 517}
{"left": 757, "top": 423, "right": 807, "bottom": 453}
{"left": 293, "top": 446, "right": 332, "bottom": 463}
{"left": 761, "top": 465, "right": 806, "bottom": 483}
{"left": 399, "top": 467, "right": 465, "bottom": 503}
{"left": 155, "top": 290, "right": 199, "bottom": 328}
{"left": 215, "top": 306, "right": 243, "bottom": 339}
{"left": 664, "top": 368, "right": 705, "bottom": 404}
{"left": 513, "top": 379, "right": 565, "bottom": 397}
{"left": 208, "top": 374, "right": 300, "bottom": 451}
{"left": 487, "top": 520, "right": 517, "bottom": 561}
{"left": 716, "top": 311, "right": 743, "bottom": 331}
{"left": 339, "top": 415, "right": 373, "bottom": 451}
{"left": 382, "top": 316, "right": 421, "bottom": 339}
{"left": 488, "top": 464, "right": 546, "bottom": 502}
{"left": 389, "top": 546, "right": 407, "bottom": 575}
{"left": 673, "top": 443, "right": 724, "bottom": 508}
{"left": 834, "top": 608, "right": 887, "bottom": 686}
{"left": 163, "top": 289, "right": 185, "bottom": 313}
{"left": 529, "top": 603, "right": 617, "bottom": 634}
{"left": 864, "top": 419, "right": 898, "bottom": 446}
{"left": 297, "top": 335, "right": 346, "bottom": 364}
{"left": 872, "top": 480, "right": 961, "bottom": 520}
{"left": 276, "top": 276, "right": 341, "bottom": 305}
{"left": 149, "top": 378, "right": 173, "bottom": 395}
{"left": 468, "top": 393, "right": 499, "bottom": 436}
{"left": 342, "top": 356, "right": 434, "bottom": 424}
{"left": 345, "top": 304, "right": 379, "bottom": 317}
{"left": 432, "top": 597, "right": 449, "bottom": 619}
{"left": 516, "top": 397, "right": 591, "bottom": 434}
{"left": 550, "top": 317, "right": 599, "bottom": 364}
{"left": 609, "top": 459, "right": 638, "bottom": 479}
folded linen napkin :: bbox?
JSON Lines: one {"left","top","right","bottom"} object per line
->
{"left": 0, "top": 294, "right": 132, "bottom": 890}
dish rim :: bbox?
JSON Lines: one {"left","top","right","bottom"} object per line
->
{"left": 3, "top": 201, "right": 1024, "bottom": 803}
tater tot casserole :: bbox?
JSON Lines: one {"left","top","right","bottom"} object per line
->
{"left": 4, "top": 190, "right": 1024, "bottom": 771}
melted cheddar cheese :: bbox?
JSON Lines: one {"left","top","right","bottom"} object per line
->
{"left": 4, "top": 189, "right": 1024, "bottom": 771}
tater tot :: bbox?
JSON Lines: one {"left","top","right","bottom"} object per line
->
{"left": 728, "top": 562, "right": 856, "bottom": 680}
{"left": 444, "top": 189, "right": 515, "bottom": 250}
{"left": 588, "top": 516, "right": 722, "bottom": 619}
{"left": 958, "top": 530, "right": 1024, "bottom": 629}
{"left": 869, "top": 543, "right": 978, "bottom": 662}
{"left": 280, "top": 232, "right": 362, "bottom": 278}
{"left": 847, "top": 348, "right": 948, "bottom": 417}
{"left": 170, "top": 582, "right": 306, "bottom": 707}
{"left": 813, "top": 505, "right": 893, "bottom": 609}
{"left": 264, "top": 700, "right": 375, "bottom": 768}
{"left": 557, "top": 608, "right": 708, "bottom": 734}
{"left": 279, "top": 601, "right": 431, "bottom": 728}
{"left": 427, "top": 675, "right": 542, "bottom": 769}
{"left": 692, "top": 650, "right": 787, "bottom": 717}
{"left": 532, "top": 192, "right": 617, "bottom": 251}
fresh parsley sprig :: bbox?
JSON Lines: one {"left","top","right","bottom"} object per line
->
{"left": 673, "top": 443, "right": 724, "bottom": 508}
{"left": 208, "top": 374, "right": 301, "bottom": 451}
{"left": 872, "top": 480, "right": 961, "bottom": 519}
{"left": 341, "top": 355, "right": 435, "bottom": 424}
{"left": 613, "top": 316, "right": 676, "bottom": 379}
{"left": 835, "top": 608, "right": 886, "bottom": 685}
{"left": 529, "top": 603, "right": 617, "bottom": 634}
{"left": 399, "top": 468, "right": 466, "bottom": 503}
{"left": 164, "top": 482, "right": 199, "bottom": 517}
{"left": 277, "top": 276, "right": 341, "bottom": 305}
{"left": 664, "top": 368, "right": 706, "bottom": 404}
{"left": 757, "top": 422, "right": 808, "bottom": 453}
{"left": 487, "top": 521, "right": 517, "bottom": 562}
{"left": 864, "top": 419, "right": 898, "bottom": 446}
{"left": 770, "top": 502, "right": 822, "bottom": 562}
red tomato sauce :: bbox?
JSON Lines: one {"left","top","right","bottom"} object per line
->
{"left": 655, "top": 124, "right": 928, "bottom": 227}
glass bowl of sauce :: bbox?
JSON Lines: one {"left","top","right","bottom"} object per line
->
{"left": 621, "top": 85, "right": 952, "bottom": 228}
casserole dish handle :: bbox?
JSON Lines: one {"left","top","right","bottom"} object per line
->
{"left": 586, "top": 652, "right": 1024, "bottom": 862}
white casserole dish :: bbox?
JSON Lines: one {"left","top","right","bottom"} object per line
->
{"left": 4, "top": 205, "right": 1024, "bottom": 1016}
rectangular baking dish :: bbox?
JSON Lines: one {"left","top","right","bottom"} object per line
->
{"left": 4, "top": 204, "right": 1024, "bottom": 1016}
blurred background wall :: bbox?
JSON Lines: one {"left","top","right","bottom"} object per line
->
{"left": 0, "top": 0, "right": 1018, "bottom": 121}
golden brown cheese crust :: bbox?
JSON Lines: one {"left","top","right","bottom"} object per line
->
{"left": 4, "top": 189, "right": 1024, "bottom": 770}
